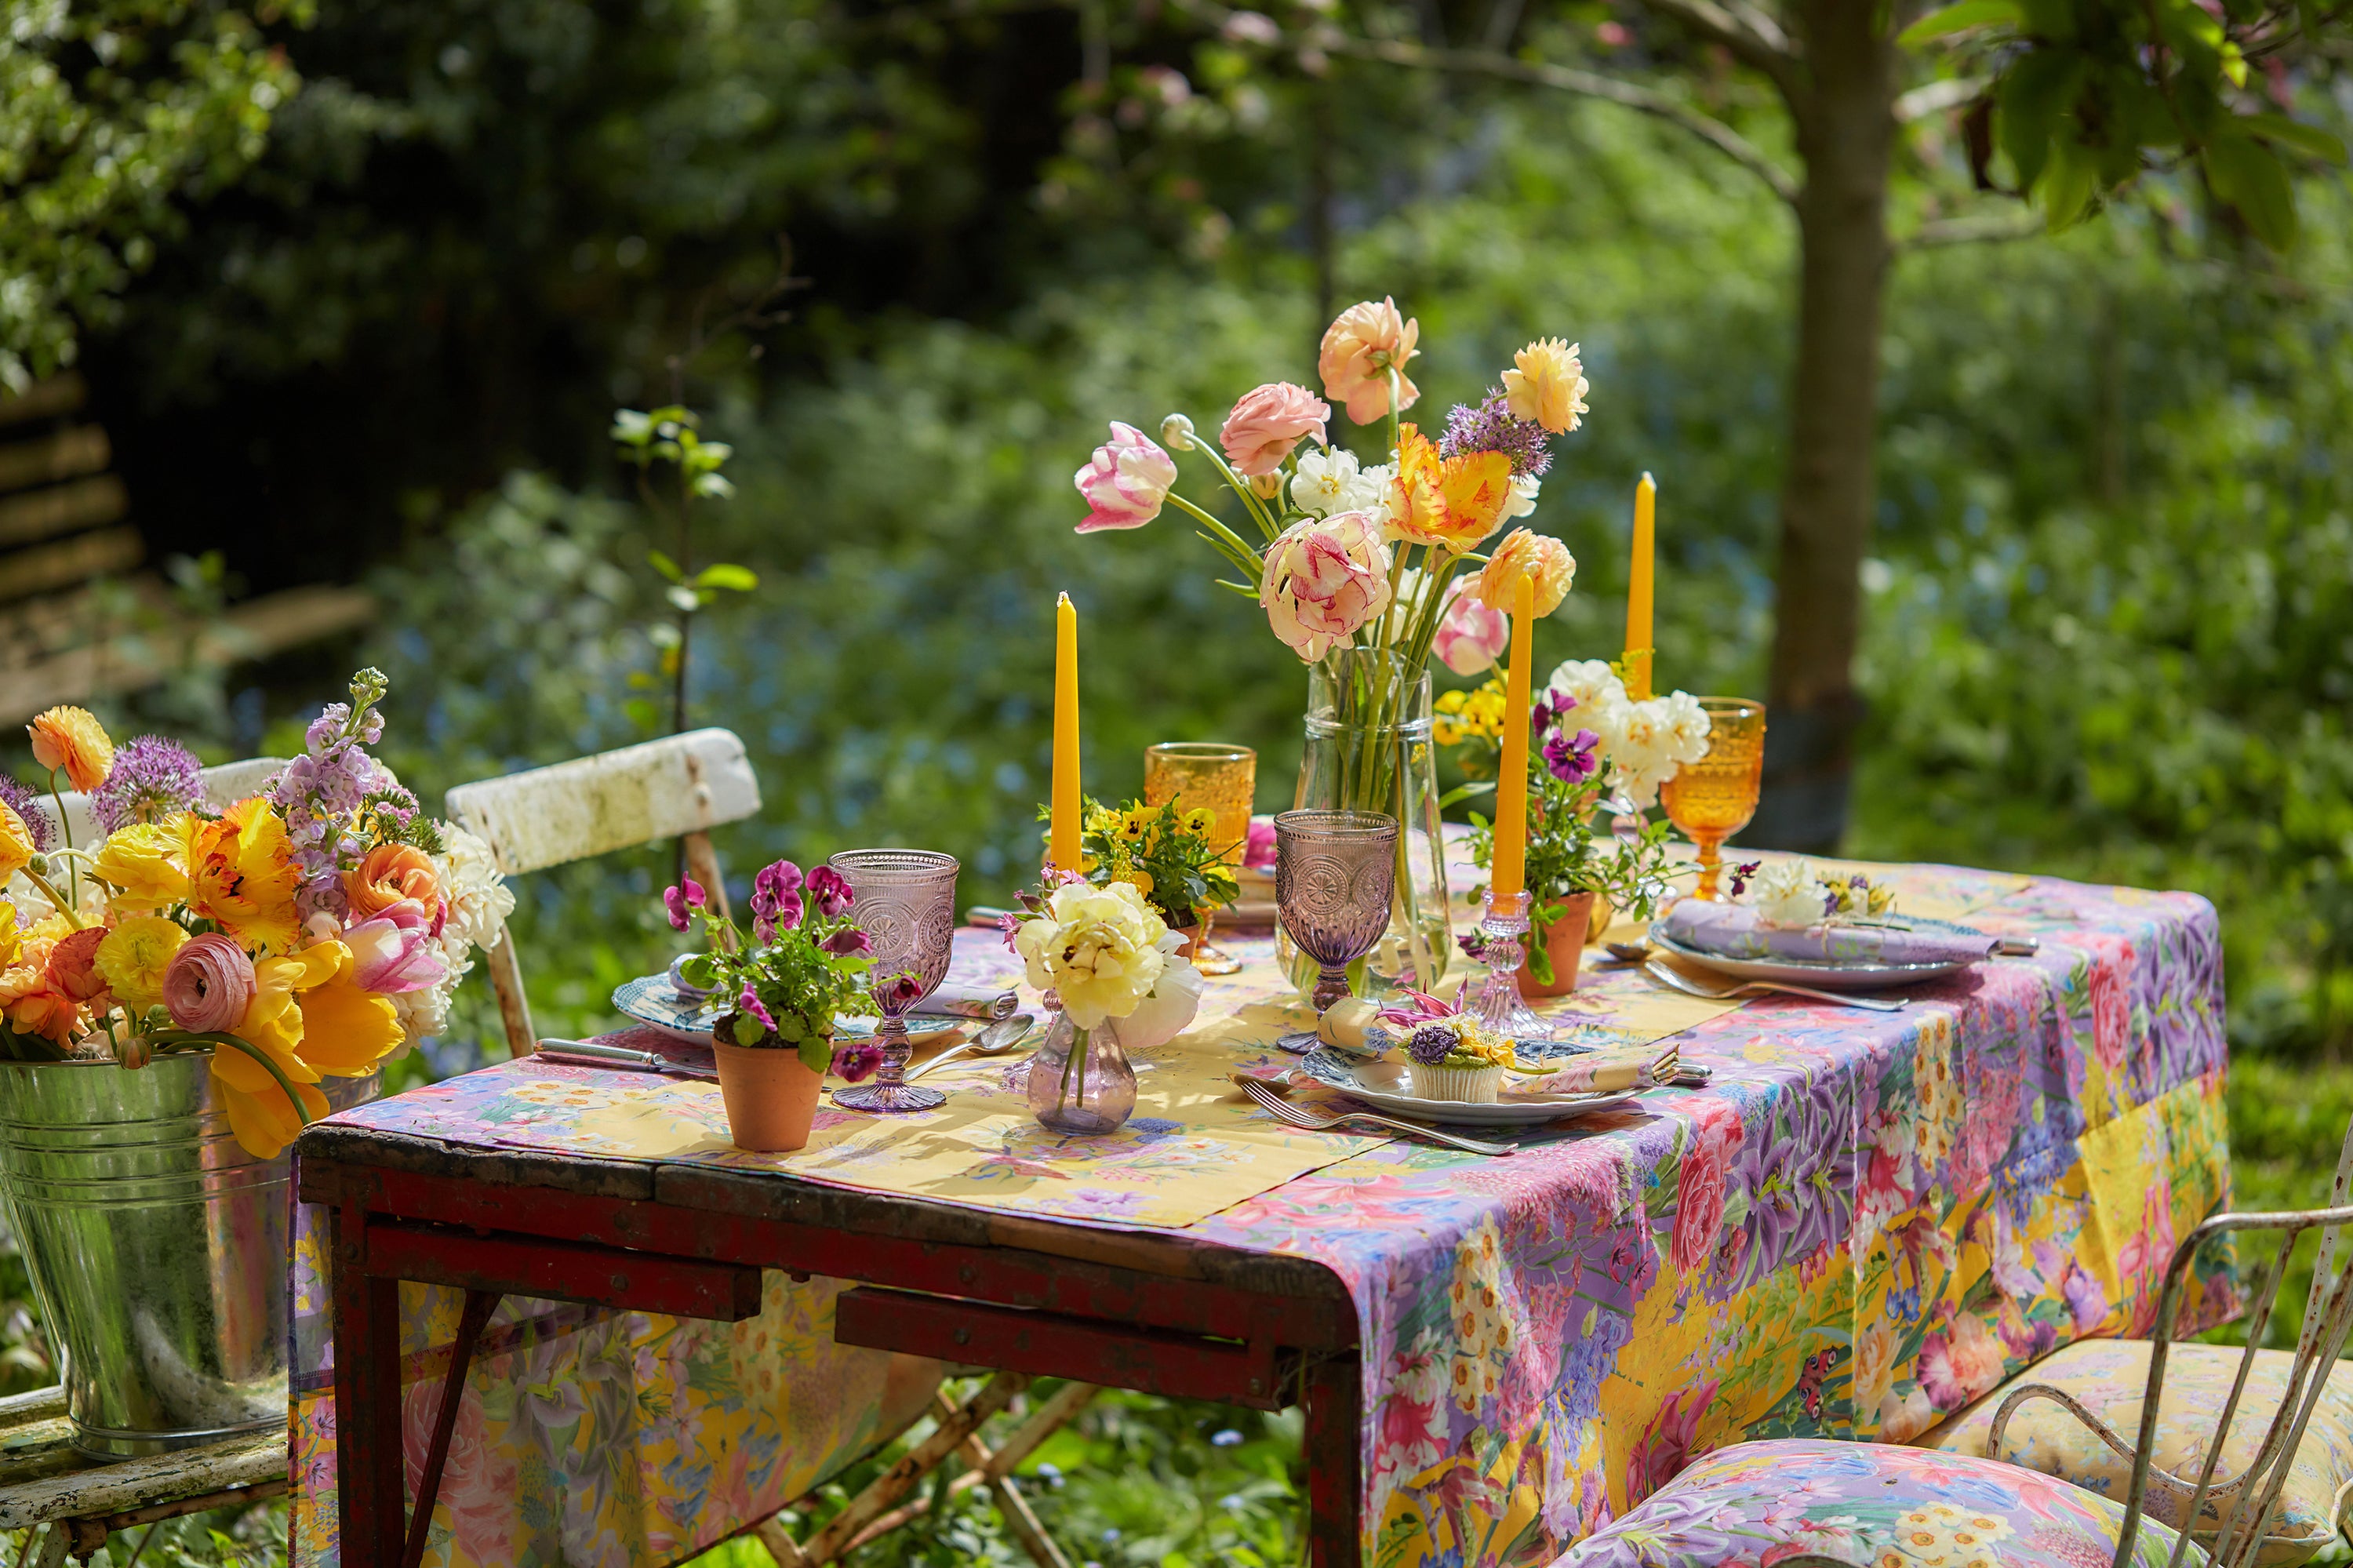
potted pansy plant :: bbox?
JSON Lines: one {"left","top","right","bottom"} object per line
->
{"left": 664, "top": 860, "right": 881, "bottom": 1151}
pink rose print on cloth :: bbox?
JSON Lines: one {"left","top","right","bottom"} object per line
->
{"left": 1672, "top": 1100, "right": 1744, "bottom": 1283}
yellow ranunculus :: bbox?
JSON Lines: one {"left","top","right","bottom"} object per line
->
{"left": 0, "top": 802, "right": 34, "bottom": 886}
{"left": 0, "top": 902, "right": 18, "bottom": 973}
{"left": 1500, "top": 337, "right": 1588, "bottom": 435}
{"left": 91, "top": 821, "right": 193, "bottom": 914}
{"left": 188, "top": 799, "right": 301, "bottom": 954}
{"left": 93, "top": 916, "right": 188, "bottom": 1008}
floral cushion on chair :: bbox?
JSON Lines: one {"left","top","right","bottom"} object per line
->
{"left": 1917, "top": 1340, "right": 2353, "bottom": 1566}
{"left": 1551, "top": 1439, "right": 2200, "bottom": 1567}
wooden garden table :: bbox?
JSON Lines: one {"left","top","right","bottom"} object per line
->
{"left": 292, "top": 852, "right": 2241, "bottom": 1568}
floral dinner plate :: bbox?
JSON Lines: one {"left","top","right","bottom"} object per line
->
{"left": 1646, "top": 924, "right": 1972, "bottom": 991}
{"left": 1293, "top": 1046, "right": 1643, "bottom": 1128}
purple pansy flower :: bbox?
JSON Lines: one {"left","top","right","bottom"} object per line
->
{"left": 750, "top": 860, "right": 806, "bottom": 935}
{"left": 878, "top": 972, "right": 926, "bottom": 1012}
{"left": 1544, "top": 726, "right": 1601, "bottom": 783}
{"left": 806, "top": 865, "right": 853, "bottom": 918}
{"left": 831, "top": 1041, "right": 883, "bottom": 1082}
{"left": 738, "top": 984, "right": 776, "bottom": 1033}
{"left": 664, "top": 879, "right": 707, "bottom": 932}
{"left": 820, "top": 925, "right": 872, "bottom": 958}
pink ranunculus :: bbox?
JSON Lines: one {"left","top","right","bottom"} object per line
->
{"left": 1073, "top": 421, "right": 1180, "bottom": 532}
{"left": 163, "top": 933, "right": 256, "bottom": 1034}
{"left": 1218, "top": 382, "right": 1330, "bottom": 477}
{"left": 1431, "top": 577, "right": 1511, "bottom": 675}
{"left": 1318, "top": 297, "right": 1421, "bottom": 426}
{"left": 1259, "top": 509, "right": 1392, "bottom": 660}
{"left": 344, "top": 899, "right": 449, "bottom": 995}
{"left": 1242, "top": 817, "right": 1276, "bottom": 869}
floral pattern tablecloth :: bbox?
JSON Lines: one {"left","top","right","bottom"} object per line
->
{"left": 289, "top": 857, "right": 2235, "bottom": 1568}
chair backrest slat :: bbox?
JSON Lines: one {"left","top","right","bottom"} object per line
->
{"left": 445, "top": 729, "right": 759, "bottom": 878}
{"left": 42, "top": 755, "right": 288, "bottom": 846}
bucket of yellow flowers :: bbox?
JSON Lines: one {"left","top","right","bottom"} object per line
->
{"left": 0, "top": 674, "right": 512, "bottom": 1455}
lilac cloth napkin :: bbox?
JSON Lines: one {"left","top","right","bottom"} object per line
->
{"left": 1660, "top": 900, "right": 1996, "bottom": 966}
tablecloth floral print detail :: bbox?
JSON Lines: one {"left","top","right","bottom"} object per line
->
{"left": 287, "top": 1210, "right": 942, "bottom": 1568}
{"left": 289, "top": 857, "right": 2235, "bottom": 1568}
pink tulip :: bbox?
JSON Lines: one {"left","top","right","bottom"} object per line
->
{"left": 1218, "top": 383, "right": 1330, "bottom": 478}
{"left": 1260, "top": 509, "right": 1392, "bottom": 660}
{"left": 344, "top": 899, "right": 449, "bottom": 995}
{"left": 1073, "top": 422, "right": 1179, "bottom": 532}
{"left": 163, "top": 933, "right": 256, "bottom": 1034}
{"left": 1431, "top": 577, "right": 1511, "bottom": 675}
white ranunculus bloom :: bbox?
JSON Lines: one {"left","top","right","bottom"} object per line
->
{"left": 1289, "top": 446, "right": 1362, "bottom": 518}
{"left": 1751, "top": 859, "right": 1825, "bottom": 927}
{"left": 1111, "top": 930, "right": 1205, "bottom": 1050}
{"left": 1499, "top": 473, "right": 1540, "bottom": 522}
{"left": 1546, "top": 658, "right": 1628, "bottom": 725}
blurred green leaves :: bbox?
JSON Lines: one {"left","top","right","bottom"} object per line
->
{"left": 0, "top": 0, "right": 307, "bottom": 389}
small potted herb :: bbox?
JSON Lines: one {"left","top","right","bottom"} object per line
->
{"left": 664, "top": 860, "right": 880, "bottom": 1151}
{"left": 1071, "top": 798, "right": 1241, "bottom": 962}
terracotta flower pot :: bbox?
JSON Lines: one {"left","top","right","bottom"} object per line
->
{"left": 1519, "top": 891, "right": 1597, "bottom": 999}
{"left": 1170, "top": 922, "right": 1204, "bottom": 961}
{"left": 711, "top": 1040, "right": 824, "bottom": 1152}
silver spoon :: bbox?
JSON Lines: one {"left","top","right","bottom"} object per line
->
{"left": 1644, "top": 959, "right": 1904, "bottom": 1013}
{"left": 904, "top": 1013, "right": 1037, "bottom": 1082}
{"left": 1604, "top": 940, "right": 1651, "bottom": 963}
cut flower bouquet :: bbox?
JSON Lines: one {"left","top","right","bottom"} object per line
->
{"left": 1006, "top": 876, "right": 1204, "bottom": 1134}
{"left": 0, "top": 671, "right": 515, "bottom": 1157}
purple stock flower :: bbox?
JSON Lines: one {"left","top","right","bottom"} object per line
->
{"left": 805, "top": 864, "right": 853, "bottom": 918}
{"left": 664, "top": 879, "right": 707, "bottom": 932}
{"left": 751, "top": 860, "right": 806, "bottom": 933}
{"left": 820, "top": 925, "right": 872, "bottom": 959}
{"left": 831, "top": 1041, "right": 883, "bottom": 1082}
{"left": 1544, "top": 726, "right": 1601, "bottom": 783}
{"left": 1438, "top": 389, "right": 1553, "bottom": 478}
{"left": 89, "top": 736, "right": 204, "bottom": 833}
{"left": 0, "top": 777, "right": 53, "bottom": 853}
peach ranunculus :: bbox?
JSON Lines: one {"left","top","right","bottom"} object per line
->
{"left": 27, "top": 706, "right": 114, "bottom": 793}
{"left": 1431, "top": 577, "right": 1511, "bottom": 676}
{"left": 189, "top": 798, "right": 303, "bottom": 954}
{"left": 1318, "top": 297, "right": 1421, "bottom": 426}
{"left": 344, "top": 843, "right": 442, "bottom": 922}
{"left": 44, "top": 926, "right": 110, "bottom": 1002}
{"left": 1502, "top": 338, "right": 1588, "bottom": 435}
{"left": 1074, "top": 421, "right": 1180, "bottom": 533}
{"left": 1260, "top": 509, "right": 1393, "bottom": 660}
{"left": 1471, "top": 528, "right": 1577, "bottom": 617}
{"left": 1218, "top": 382, "right": 1329, "bottom": 478}
{"left": 1388, "top": 423, "right": 1512, "bottom": 551}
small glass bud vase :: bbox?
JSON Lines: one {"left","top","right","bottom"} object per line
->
{"left": 1025, "top": 997, "right": 1136, "bottom": 1136}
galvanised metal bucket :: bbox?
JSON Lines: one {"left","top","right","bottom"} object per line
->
{"left": 0, "top": 1053, "right": 376, "bottom": 1457}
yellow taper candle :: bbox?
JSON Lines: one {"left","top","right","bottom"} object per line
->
{"left": 1490, "top": 573, "right": 1535, "bottom": 902}
{"left": 1627, "top": 472, "right": 1656, "bottom": 700}
{"left": 1050, "top": 592, "right": 1081, "bottom": 873}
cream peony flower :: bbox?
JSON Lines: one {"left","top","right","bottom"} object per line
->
{"left": 1749, "top": 860, "right": 1825, "bottom": 927}
{"left": 1546, "top": 660, "right": 1630, "bottom": 728}
{"left": 1110, "top": 929, "right": 1205, "bottom": 1050}
{"left": 1499, "top": 473, "right": 1539, "bottom": 522}
{"left": 1013, "top": 881, "right": 1169, "bottom": 1027}
{"left": 1501, "top": 338, "right": 1588, "bottom": 435}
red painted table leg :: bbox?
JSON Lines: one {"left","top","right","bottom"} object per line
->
{"left": 1305, "top": 1352, "right": 1364, "bottom": 1568}
{"left": 330, "top": 1205, "right": 406, "bottom": 1568}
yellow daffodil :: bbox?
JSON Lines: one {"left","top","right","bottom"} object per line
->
{"left": 91, "top": 820, "right": 194, "bottom": 915}
{"left": 188, "top": 799, "right": 301, "bottom": 954}
{"left": 93, "top": 916, "right": 188, "bottom": 1008}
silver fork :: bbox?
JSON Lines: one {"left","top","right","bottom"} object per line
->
{"left": 1644, "top": 959, "right": 1904, "bottom": 1013}
{"left": 1238, "top": 1076, "right": 1519, "bottom": 1157}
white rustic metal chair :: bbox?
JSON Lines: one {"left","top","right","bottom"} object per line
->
{"left": 42, "top": 754, "right": 285, "bottom": 847}
{"left": 442, "top": 731, "right": 1096, "bottom": 1566}
{"left": 444, "top": 727, "right": 759, "bottom": 1056}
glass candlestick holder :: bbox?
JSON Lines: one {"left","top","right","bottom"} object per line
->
{"left": 1468, "top": 888, "right": 1552, "bottom": 1042}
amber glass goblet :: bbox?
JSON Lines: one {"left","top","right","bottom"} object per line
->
{"left": 1144, "top": 742, "right": 1256, "bottom": 976}
{"left": 1659, "top": 699, "right": 1766, "bottom": 900}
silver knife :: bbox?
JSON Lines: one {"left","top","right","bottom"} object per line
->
{"left": 535, "top": 1039, "right": 718, "bottom": 1080}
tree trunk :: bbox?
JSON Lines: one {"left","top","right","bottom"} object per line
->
{"left": 1747, "top": 0, "right": 1897, "bottom": 853}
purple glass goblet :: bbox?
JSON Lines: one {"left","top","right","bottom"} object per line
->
{"left": 828, "top": 848, "right": 960, "bottom": 1113}
{"left": 1275, "top": 809, "right": 1399, "bottom": 1013}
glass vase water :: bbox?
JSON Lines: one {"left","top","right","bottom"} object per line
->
{"left": 1024, "top": 999, "right": 1136, "bottom": 1136}
{"left": 1277, "top": 648, "right": 1451, "bottom": 1002}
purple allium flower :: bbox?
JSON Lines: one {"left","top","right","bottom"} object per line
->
{"left": 664, "top": 879, "right": 706, "bottom": 932}
{"left": 1406, "top": 1024, "right": 1459, "bottom": 1066}
{"left": 1544, "top": 726, "right": 1601, "bottom": 783}
{"left": 0, "top": 776, "right": 54, "bottom": 853}
{"left": 1438, "top": 389, "right": 1553, "bottom": 478}
{"left": 821, "top": 925, "right": 872, "bottom": 958}
{"left": 831, "top": 1041, "right": 884, "bottom": 1082}
{"left": 89, "top": 735, "right": 205, "bottom": 834}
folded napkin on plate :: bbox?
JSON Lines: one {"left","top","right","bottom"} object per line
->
{"left": 1660, "top": 900, "right": 1995, "bottom": 966}
{"left": 915, "top": 980, "right": 1019, "bottom": 1020}
{"left": 1502, "top": 1043, "right": 1676, "bottom": 1099}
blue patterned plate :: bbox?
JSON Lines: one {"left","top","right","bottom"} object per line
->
{"left": 1293, "top": 1046, "right": 1641, "bottom": 1127}
{"left": 612, "top": 976, "right": 925, "bottom": 1042}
